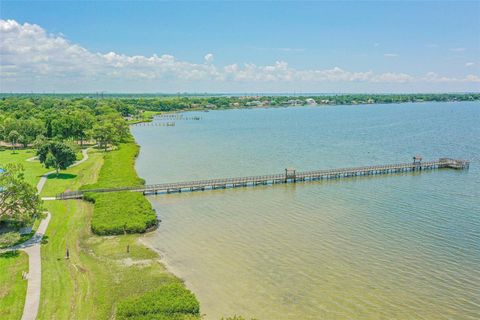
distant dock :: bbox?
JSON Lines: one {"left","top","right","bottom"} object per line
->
{"left": 131, "top": 122, "right": 176, "bottom": 127}
{"left": 57, "top": 157, "right": 469, "bottom": 200}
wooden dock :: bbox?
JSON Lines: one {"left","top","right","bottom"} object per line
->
{"left": 155, "top": 115, "right": 201, "bottom": 120}
{"left": 131, "top": 122, "right": 176, "bottom": 127}
{"left": 57, "top": 157, "right": 469, "bottom": 200}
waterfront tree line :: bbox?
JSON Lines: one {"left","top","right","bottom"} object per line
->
{"left": 1, "top": 93, "right": 479, "bottom": 116}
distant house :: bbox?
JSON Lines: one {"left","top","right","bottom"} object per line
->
{"left": 245, "top": 100, "right": 262, "bottom": 107}
{"left": 305, "top": 98, "right": 317, "bottom": 105}
{"left": 205, "top": 104, "right": 217, "bottom": 109}
{"left": 286, "top": 99, "right": 303, "bottom": 106}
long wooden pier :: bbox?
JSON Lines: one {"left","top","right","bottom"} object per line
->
{"left": 57, "top": 157, "right": 469, "bottom": 200}
{"left": 131, "top": 122, "right": 176, "bottom": 127}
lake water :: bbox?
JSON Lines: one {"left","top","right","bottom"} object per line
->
{"left": 132, "top": 102, "right": 480, "bottom": 320}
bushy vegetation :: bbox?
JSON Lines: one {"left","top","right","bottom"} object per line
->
{"left": 85, "top": 191, "right": 157, "bottom": 235}
{"left": 116, "top": 283, "right": 200, "bottom": 320}
{"left": 81, "top": 142, "right": 156, "bottom": 235}
{"left": 0, "top": 231, "right": 21, "bottom": 248}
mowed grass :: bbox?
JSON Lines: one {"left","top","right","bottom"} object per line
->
{"left": 40, "top": 149, "right": 104, "bottom": 197}
{"left": 0, "top": 149, "right": 49, "bottom": 186}
{"left": 39, "top": 200, "right": 191, "bottom": 319}
{"left": 0, "top": 251, "right": 28, "bottom": 320}
{"left": 81, "top": 143, "right": 157, "bottom": 235}
{"left": 82, "top": 143, "right": 144, "bottom": 190}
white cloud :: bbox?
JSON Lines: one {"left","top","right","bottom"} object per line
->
{"left": 1, "top": 19, "right": 479, "bottom": 92}
{"left": 450, "top": 47, "right": 466, "bottom": 52}
{"left": 371, "top": 72, "right": 413, "bottom": 83}
{"left": 422, "top": 72, "right": 480, "bottom": 83}
{"left": 465, "top": 62, "right": 475, "bottom": 67}
{"left": 384, "top": 53, "right": 399, "bottom": 57}
{"left": 278, "top": 47, "right": 305, "bottom": 52}
{"left": 204, "top": 53, "right": 214, "bottom": 64}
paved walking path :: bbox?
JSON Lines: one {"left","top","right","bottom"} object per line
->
{"left": 1, "top": 147, "right": 91, "bottom": 320}
{"left": 36, "top": 147, "right": 91, "bottom": 193}
{"left": 11, "top": 213, "right": 51, "bottom": 320}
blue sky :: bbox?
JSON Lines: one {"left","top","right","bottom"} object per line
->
{"left": 1, "top": 1, "right": 479, "bottom": 93}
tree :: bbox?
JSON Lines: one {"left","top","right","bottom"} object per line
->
{"left": 72, "top": 109, "right": 94, "bottom": 146}
{"left": 37, "top": 141, "right": 77, "bottom": 175}
{"left": 32, "top": 134, "right": 47, "bottom": 150}
{"left": 0, "top": 163, "right": 43, "bottom": 225}
{"left": 17, "top": 119, "right": 45, "bottom": 148}
{"left": 91, "top": 122, "right": 117, "bottom": 151}
{"left": 8, "top": 130, "right": 19, "bottom": 153}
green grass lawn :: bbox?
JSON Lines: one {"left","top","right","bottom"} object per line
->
{"left": 40, "top": 149, "right": 103, "bottom": 197}
{"left": 0, "top": 251, "right": 28, "bottom": 320}
{"left": 0, "top": 149, "right": 49, "bottom": 186}
{"left": 82, "top": 143, "right": 144, "bottom": 190}
{"left": 39, "top": 200, "right": 194, "bottom": 319}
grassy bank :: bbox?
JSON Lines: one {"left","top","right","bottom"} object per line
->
{"left": 81, "top": 142, "right": 157, "bottom": 235}
{"left": 37, "top": 136, "right": 200, "bottom": 318}
{"left": 0, "top": 251, "right": 28, "bottom": 320}
{"left": 39, "top": 200, "right": 196, "bottom": 319}
{"left": 127, "top": 110, "right": 162, "bottom": 124}
{"left": 82, "top": 143, "right": 144, "bottom": 190}
{"left": 2, "top": 136, "right": 201, "bottom": 319}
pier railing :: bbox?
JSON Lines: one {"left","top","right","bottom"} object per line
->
{"left": 57, "top": 158, "right": 469, "bottom": 200}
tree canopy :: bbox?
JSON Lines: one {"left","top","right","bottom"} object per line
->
{"left": 0, "top": 164, "right": 43, "bottom": 225}
{"left": 37, "top": 141, "right": 77, "bottom": 174}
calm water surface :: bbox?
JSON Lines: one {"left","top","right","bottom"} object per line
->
{"left": 132, "top": 102, "right": 480, "bottom": 320}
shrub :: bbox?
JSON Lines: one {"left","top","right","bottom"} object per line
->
{"left": 82, "top": 142, "right": 156, "bottom": 235}
{"left": 88, "top": 192, "right": 158, "bottom": 235}
{"left": 116, "top": 283, "right": 200, "bottom": 320}
{"left": 0, "top": 231, "right": 21, "bottom": 248}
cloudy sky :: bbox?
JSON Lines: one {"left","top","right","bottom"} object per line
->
{"left": 1, "top": 1, "right": 479, "bottom": 93}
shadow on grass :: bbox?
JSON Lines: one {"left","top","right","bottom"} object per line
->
{"left": 47, "top": 173, "right": 77, "bottom": 180}
{"left": 0, "top": 251, "right": 20, "bottom": 259}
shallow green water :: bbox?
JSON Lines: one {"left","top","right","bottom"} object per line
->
{"left": 132, "top": 102, "right": 480, "bottom": 320}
